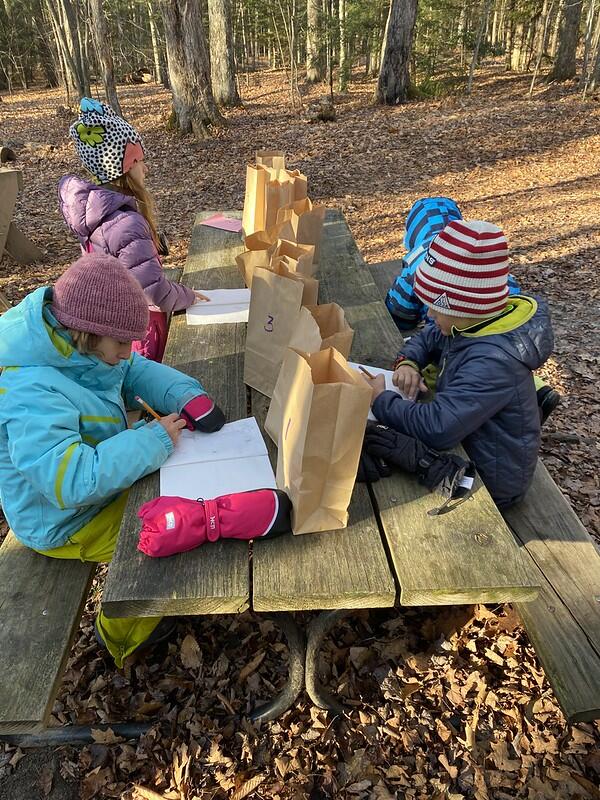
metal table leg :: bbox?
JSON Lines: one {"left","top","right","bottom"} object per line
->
{"left": 305, "top": 609, "right": 350, "bottom": 716}
{"left": 249, "top": 612, "right": 305, "bottom": 723}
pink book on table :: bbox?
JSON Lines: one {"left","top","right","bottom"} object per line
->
{"left": 200, "top": 213, "right": 243, "bottom": 233}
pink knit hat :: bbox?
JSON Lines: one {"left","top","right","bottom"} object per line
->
{"left": 52, "top": 254, "right": 149, "bottom": 340}
{"left": 414, "top": 219, "right": 510, "bottom": 318}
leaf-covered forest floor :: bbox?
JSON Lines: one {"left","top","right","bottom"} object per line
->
{"left": 1, "top": 65, "right": 599, "bottom": 799}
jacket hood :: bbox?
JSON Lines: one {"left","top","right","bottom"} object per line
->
{"left": 58, "top": 175, "right": 137, "bottom": 243}
{"left": 454, "top": 295, "right": 554, "bottom": 370}
{"left": 404, "top": 197, "right": 462, "bottom": 251}
{"left": 0, "top": 286, "right": 89, "bottom": 370}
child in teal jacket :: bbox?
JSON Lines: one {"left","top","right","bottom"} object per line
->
{"left": 0, "top": 254, "right": 225, "bottom": 665}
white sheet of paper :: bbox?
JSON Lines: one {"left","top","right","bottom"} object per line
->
{"left": 348, "top": 362, "right": 407, "bottom": 422}
{"left": 160, "top": 417, "right": 276, "bottom": 499}
{"left": 186, "top": 288, "right": 251, "bottom": 326}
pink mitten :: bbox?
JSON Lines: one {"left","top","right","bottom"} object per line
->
{"left": 137, "top": 489, "right": 292, "bottom": 557}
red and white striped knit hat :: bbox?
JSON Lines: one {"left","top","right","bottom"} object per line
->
{"left": 414, "top": 219, "right": 510, "bottom": 318}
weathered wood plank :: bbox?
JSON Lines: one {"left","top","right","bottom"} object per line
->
{"left": 317, "top": 210, "right": 539, "bottom": 606}
{"left": 514, "top": 581, "right": 600, "bottom": 723}
{"left": 368, "top": 259, "right": 402, "bottom": 300}
{"left": 163, "top": 266, "right": 183, "bottom": 284}
{"left": 316, "top": 212, "right": 403, "bottom": 367}
{"left": 4, "top": 222, "right": 42, "bottom": 264}
{"left": 0, "top": 534, "right": 94, "bottom": 733}
{"left": 251, "top": 391, "right": 396, "bottom": 612}
{"left": 0, "top": 170, "right": 19, "bottom": 258}
{"left": 251, "top": 209, "right": 396, "bottom": 612}
{"left": 504, "top": 461, "right": 600, "bottom": 645}
{"left": 373, "top": 471, "right": 540, "bottom": 606}
{"left": 102, "top": 213, "right": 250, "bottom": 619}
{"left": 503, "top": 461, "right": 600, "bottom": 722}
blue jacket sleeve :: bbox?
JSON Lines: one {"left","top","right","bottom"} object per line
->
{"left": 372, "top": 349, "right": 519, "bottom": 450}
{"left": 122, "top": 353, "right": 208, "bottom": 413}
{"left": 6, "top": 382, "right": 173, "bottom": 510}
{"left": 397, "top": 324, "right": 446, "bottom": 369}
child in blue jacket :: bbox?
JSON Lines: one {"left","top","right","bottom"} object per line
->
{"left": 0, "top": 254, "right": 225, "bottom": 666}
{"left": 365, "top": 219, "right": 554, "bottom": 509}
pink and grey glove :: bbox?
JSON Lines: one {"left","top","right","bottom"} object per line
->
{"left": 180, "top": 394, "right": 226, "bottom": 433}
{"left": 137, "top": 489, "right": 292, "bottom": 557}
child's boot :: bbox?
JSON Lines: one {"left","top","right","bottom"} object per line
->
{"left": 534, "top": 377, "right": 561, "bottom": 425}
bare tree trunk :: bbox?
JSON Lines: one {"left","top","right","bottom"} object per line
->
{"left": 467, "top": 0, "right": 493, "bottom": 93}
{"left": 89, "top": 0, "right": 121, "bottom": 113}
{"left": 530, "top": 0, "right": 555, "bottom": 95}
{"left": 160, "top": 0, "right": 223, "bottom": 138}
{"left": 34, "top": 0, "right": 59, "bottom": 87}
{"left": 581, "top": 0, "right": 597, "bottom": 84}
{"left": 306, "top": 0, "right": 324, "bottom": 81}
{"left": 375, "top": 0, "right": 419, "bottom": 104}
{"left": 589, "top": 29, "right": 600, "bottom": 90}
{"left": 549, "top": 1, "right": 562, "bottom": 55}
{"left": 549, "top": 0, "right": 583, "bottom": 80}
{"left": 61, "top": 0, "right": 90, "bottom": 95}
{"left": 583, "top": 0, "right": 600, "bottom": 94}
{"left": 45, "top": 0, "right": 84, "bottom": 97}
{"left": 457, "top": 2, "right": 466, "bottom": 68}
{"left": 208, "top": 0, "right": 240, "bottom": 106}
{"left": 148, "top": 0, "right": 168, "bottom": 85}
{"left": 338, "top": 0, "right": 349, "bottom": 91}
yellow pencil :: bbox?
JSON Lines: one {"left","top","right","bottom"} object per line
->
{"left": 358, "top": 365, "right": 377, "bottom": 380}
{"left": 134, "top": 395, "right": 161, "bottom": 421}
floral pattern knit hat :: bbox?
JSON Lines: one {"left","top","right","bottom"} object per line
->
{"left": 69, "top": 97, "right": 145, "bottom": 184}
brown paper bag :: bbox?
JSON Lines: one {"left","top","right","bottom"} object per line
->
{"left": 264, "top": 177, "right": 295, "bottom": 230}
{"left": 276, "top": 197, "right": 326, "bottom": 264}
{"left": 242, "top": 165, "right": 268, "bottom": 237}
{"left": 243, "top": 166, "right": 308, "bottom": 237}
{"left": 235, "top": 221, "right": 293, "bottom": 287}
{"left": 256, "top": 150, "right": 286, "bottom": 171}
{"left": 275, "top": 347, "right": 371, "bottom": 534}
{"left": 244, "top": 264, "right": 319, "bottom": 397}
{"left": 266, "top": 304, "right": 355, "bottom": 444}
{"left": 273, "top": 239, "right": 316, "bottom": 277}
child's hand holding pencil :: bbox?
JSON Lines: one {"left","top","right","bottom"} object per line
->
{"left": 357, "top": 366, "right": 386, "bottom": 406}
{"left": 135, "top": 395, "right": 186, "bottom": 445}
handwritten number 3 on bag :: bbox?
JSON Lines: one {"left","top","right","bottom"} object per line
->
{"left": 264, "top": 314, "right": 274, "bottom": 333}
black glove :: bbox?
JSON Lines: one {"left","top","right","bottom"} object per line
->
{"left": 417, "top": 452, "right": 471, "bottom": 496}
{"left": 363, "top": 422, "right": 423, "bottom": 473}
{"left": 356, "top": 448, "right": 391, "bottom": 483}
{"left": 364, "top": 422, "right": 471, "bottom": 497}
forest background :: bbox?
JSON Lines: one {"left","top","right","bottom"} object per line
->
{"left": 1, "top": 0, "right": 600, "bottom": 799}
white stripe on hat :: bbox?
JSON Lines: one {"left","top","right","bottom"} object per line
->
{"left": 415, "top": 219, "right": 510, "bottom": 318}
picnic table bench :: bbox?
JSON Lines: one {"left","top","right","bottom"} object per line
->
{"left": 0, "top": 168, "right": 42, "bottom": 265}
{"left": 1, "top": 211, "right": 599, "bottom": 741}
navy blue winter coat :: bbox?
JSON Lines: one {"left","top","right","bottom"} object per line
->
{"left": 372, "top": 296, "right": 554, "bottom": 508}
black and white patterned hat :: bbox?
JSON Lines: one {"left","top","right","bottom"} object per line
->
{"left": 69, "top": 97, "right": 145, "bottom": 184}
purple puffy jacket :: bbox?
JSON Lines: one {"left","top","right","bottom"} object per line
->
{"left": 58, "top": 175, "right": 195, "bottom": 314}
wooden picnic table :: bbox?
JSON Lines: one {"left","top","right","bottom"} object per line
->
{"left": 102, "top": 209, "right": 540, "bottom": 720}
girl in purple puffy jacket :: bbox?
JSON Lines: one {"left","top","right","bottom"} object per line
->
{"left": 59, "top": 97, "right": 208, "bottom": 362}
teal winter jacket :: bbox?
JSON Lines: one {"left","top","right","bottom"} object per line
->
{"left": 0, "top": 287, "right": 205, "bottom": 550}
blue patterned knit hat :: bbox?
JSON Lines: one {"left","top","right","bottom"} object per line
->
{"left": 404, "top": 197, "right": 462, "bottom": 252}
{"left": 69, "top": 97, "right": 145, "bottom": 184}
